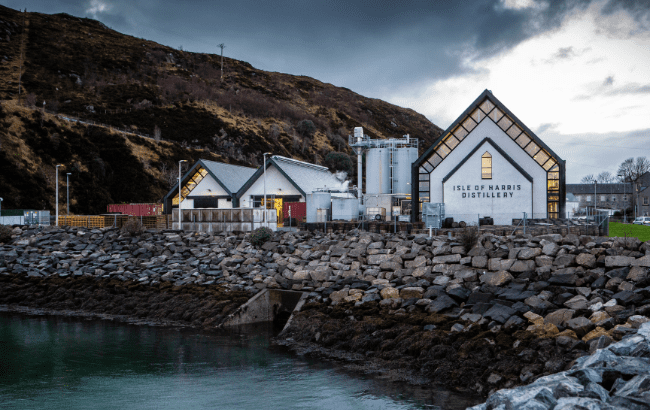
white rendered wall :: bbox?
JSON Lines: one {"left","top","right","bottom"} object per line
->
{"left": 443, "top": 141, "right": 533, "bottom": 225}
{"left": 192, "top": 175, "right": 229, "bottom": 196}
{"left": 179, "top": 174, "right": 232, "bottom": 209}
{"left": 239, "top": 166, "right": 304, "bottom": 207}
{"left": 429, "top": 120, "right": 548, "bottom": 220}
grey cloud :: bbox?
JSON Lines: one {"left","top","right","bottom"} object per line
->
{"left": 603, "top": 76, "right": 614, "bottom": 86}
{"left": 605, "top": 83, "right": 650, "bottom": 95}
{"left": 535, "top": 123, "right": 559, "bottom": 135}
{"left": 544, "top": 127, "right": 650, "bottom": 183}
{"left": 3, "top": 0, "right": 650, "bottom": 100}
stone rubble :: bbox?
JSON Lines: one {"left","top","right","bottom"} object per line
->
{"left": 469, "top": 321, "right": 650, "bottom": 409}
{"left": 1, "top": 224, "right": 650, "bottom": 394}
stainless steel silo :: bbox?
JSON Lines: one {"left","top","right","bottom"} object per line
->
{"left": 366, "top": 147, "right": 390, "bottom": 194}
{"left": 393, "top": 147, "right": 418, "bottom": 194}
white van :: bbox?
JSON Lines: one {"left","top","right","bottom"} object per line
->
{"left": 633, "top": 217, "right": 650, "bottom": 225}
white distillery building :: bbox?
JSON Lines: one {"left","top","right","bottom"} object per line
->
{"left": 411, "top": 90, "right": 566, "bottom": 225}
{"left": 236, "top": 155, "right": 348, "bottom": 207}
{"left": 162, "top": 159, "right": 257, "bottom": 212}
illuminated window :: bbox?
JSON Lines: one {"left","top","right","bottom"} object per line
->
{"left": 481, "top": 152, "right": 492, "bottom": 179}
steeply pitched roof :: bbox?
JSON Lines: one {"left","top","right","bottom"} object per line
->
{"left": 414, "top": 89, "right": 564, "bottom": 173}
{"left": 200, "top": 159, "right": 257, "bottom": 195}
{"left": 237, "top": 155, "right": 348, "bottom": 197}
{"left": 566, "top": 184, "right": 632, "bottom": 195}
{"left": 162, "top": 159, "right": 257, "bottom": 203}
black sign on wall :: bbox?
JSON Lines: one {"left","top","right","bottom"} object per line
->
{"left": 192, "top": 197, "right": 221, "bottom": 208}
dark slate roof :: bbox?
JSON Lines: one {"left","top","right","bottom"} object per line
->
{"left": 236, "top": 155, "right": 347, "bottom": 198}
{"left": 200, "top": 159, "right": 257, "bottom": 194}
{"left": 566, "top": 183, "right": 632, "bottom": 195}
{"left": 162, "top": 159, "right": 256, "bottom": 202}
{"left": 413, "top": 89, "right": 564, "bottom": 171}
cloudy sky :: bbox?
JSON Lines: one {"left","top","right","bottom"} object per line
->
{"left": 3, "top": 0, "right": 650, "bottom": 182}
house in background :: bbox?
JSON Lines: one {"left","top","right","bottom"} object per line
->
{"left": 162, "top": 159, "right": 257, "bottom": 213}
{"left": 566, "top": 183, "right": 635, "bottom": 215}
{"left": 565, "top": 172, "right": 650, "bottom": 217}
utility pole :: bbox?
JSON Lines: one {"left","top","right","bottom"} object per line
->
{"left": 218, "top": 43, "right": 225, "bottom": 81}
{"left": 18, "top": 9, "right": 26, "bottom": 104}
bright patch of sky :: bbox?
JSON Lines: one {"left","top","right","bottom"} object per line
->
{"left": 85, "top": 0, "right": 110, "bottom": 18}
{"left": 389, "top": 1, "right": 650, "bottom": 181}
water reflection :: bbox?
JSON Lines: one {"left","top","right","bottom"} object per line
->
{"left": 0, "top": 312, "right": 481, "bottom": 410}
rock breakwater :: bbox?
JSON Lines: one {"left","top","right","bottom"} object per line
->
{"left": 1, "top": 225, "right": 649, "bottom": 396}
{"left": 469, "top": 321, "right": 650, "bottom": 409}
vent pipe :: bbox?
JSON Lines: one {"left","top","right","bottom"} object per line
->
{"left": 354, "top": 127, "right": 364, "bottom": 203}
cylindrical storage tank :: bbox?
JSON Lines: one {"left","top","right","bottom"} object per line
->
{"left": 393, "top": 147, "right": 418, "bottom": 195}
{"left": 332, "top": 198, "right": 359, "bottom": 221}
{"left": 306, "top": 192, "right": 331, "bottom": 223}
{"left": 366, "top": 148, "right": 390, "bottom": 194}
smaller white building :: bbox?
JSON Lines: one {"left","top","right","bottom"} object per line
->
{"left": 163, "top": 159, "right": 257, "bottom": 212}
{"left": 237, "top": 155, "right": 349, "bottom": 207}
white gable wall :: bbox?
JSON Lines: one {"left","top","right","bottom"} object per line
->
{"left": 239, "top": 165, "right": 304, "bottom": 207}
{"left": 429, "top": 120, "right": 548, "bottom": 222}
{"left": 443, "top": 140, "right": 533, "bottom": 225}
{"left": 179, "top": 174, "right": 233, "bottom": 209}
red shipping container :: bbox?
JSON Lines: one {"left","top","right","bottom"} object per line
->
{"left": 107, "top": 203, "right": 162, "bottom": 216}
{"left": 283, "top": 202, "right": 306, "bottom": 221}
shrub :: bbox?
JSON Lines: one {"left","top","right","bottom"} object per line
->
{"left": 251, "top": 227, "right": 272, "bottom": 247}
{"left": 459, "top": 225, "right": 479, "bottom": 252}
{"left": 121, "top": 218, "right": 145, "bottom": 237}
{"left": 0, "top": 225, "right": 12, "bottom": 243}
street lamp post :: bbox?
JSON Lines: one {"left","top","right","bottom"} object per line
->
{"left": 0, "top": 197, "right": 3, "bottom": 216}
{"left": 618, "top": 174, "right": 625, "bottom": 223}
{"left": 263, "top": 153, "right": 272, "bottom": 227}
{"left": 66, "top": 173, "right": 71, "bottom": 215}
{"left": 594, "top": 181, "right": 597, "bottom": 217}
{"left": 178, "top": 160, "right": 187, "bottom": 230}
{"left": 634, "top": 182, "right": 639, "bottom": 219}
{"left": 55, "top": 165, "right": 61, "bottom": 226}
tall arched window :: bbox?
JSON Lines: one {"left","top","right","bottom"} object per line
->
{"left": 481, "top": 152, "right": 492, "bottom": 179}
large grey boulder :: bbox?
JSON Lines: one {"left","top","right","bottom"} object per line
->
{"left": 483, "top": 304, "right": 516, "bottom": 324}
{"left": 480, "top": 271, "right": 513, "bottom": 286}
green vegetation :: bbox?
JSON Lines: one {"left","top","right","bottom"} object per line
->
{"left": 609, "top": 222, "right": 650, "bottom": 242}
{"left": 250, "top": 227, "right": 272, "bottom": 247}
{"left": 0, "top": 225, "right": 12, "bottom": 243}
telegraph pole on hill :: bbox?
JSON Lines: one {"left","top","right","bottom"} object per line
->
{"left": 218, "top": 43, "right": 225, "bottom": 81}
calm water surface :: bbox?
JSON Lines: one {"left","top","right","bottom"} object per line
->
{"left": 0, "top": 312, "right": 481, "bottom": 410}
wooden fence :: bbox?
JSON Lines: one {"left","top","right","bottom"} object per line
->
{"left": 58, "top": 215, "right": 171, "bottom": 230}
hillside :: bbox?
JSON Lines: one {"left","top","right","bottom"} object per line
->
{"left": 0, "top": 5, "right": 443, "bottom": 214}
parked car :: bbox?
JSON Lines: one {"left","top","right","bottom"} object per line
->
{"left": 633, "top": 217, "right": 650, "bottom": 225}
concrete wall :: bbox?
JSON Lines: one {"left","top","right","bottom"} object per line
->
{"left": 428, "top": 119, "right": 548, "bottom": 221}
{"left": 172, "top": 208, "right": 277, "bottom": 232}
{"left": 443, "top": 140, "right": 533, "bottom": 225}
{"left": 0, "top": 216, "right": 24, "bottom": 225}
{"left": 221, "top": 289, "right": 306, "bottom": 328}
{"left": 239, "top": 166, "right": 303, "bottom": 207}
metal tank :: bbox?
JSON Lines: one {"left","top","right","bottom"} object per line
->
{"left": 306, "top": 192, "right": 331, "bottom": 223}
{"left": 393, "top": 147, "right": 418, "bottom": 194}
{"left": 332, "top": 198, "right": 359, "bottom": 221}
{"left": 366, "top": 147, "right": 390, "bottom": 194}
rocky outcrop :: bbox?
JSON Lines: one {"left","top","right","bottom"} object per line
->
{"left": 469, "top": 322, "right": 650, "bottom": 409}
